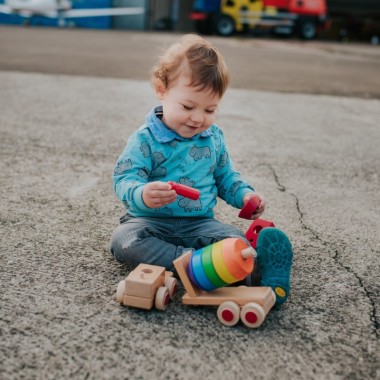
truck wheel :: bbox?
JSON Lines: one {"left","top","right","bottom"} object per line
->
{"left": 299, "top": 20, "right": 317, "bottom": 40}
{"left": 240, "top": 302, "right": 265, "bottom": 328}
{"left": 196, "top": 19, "right": 213, "bottom": 35}
{"left": 217, "top": 301, "right": 240, "bottom": 326}
{"left": 155, "top": 287, "right": 170, "bottom": 311}
{"left": 165, "top": 277, "right": 178, "bottom": 300}
{"left": 115, "top": 280, "right": 126, "bottom": 304}
{"left": 215, "top": 14, "right": 235, "bottom": 36}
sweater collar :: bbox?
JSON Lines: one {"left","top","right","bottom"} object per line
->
{"left": 145, "top": 106, "right": 213, "bottom": 143}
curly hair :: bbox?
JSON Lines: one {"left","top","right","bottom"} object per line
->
{"left": 151, "top": 34, "right": 230, "bottom": 98}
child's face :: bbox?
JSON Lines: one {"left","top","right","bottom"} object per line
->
{"left": 156, "top": 74, "right": 221, "bottom": 139}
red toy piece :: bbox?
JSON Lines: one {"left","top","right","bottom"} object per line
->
{"left": 168, "top": 181, "right": 200, "bottom": 200}
{"left": 238, "top": 196, "right": 261, "bottom": 219}
{"left": 245, "top": 219, "right": 275, "bottom": 249}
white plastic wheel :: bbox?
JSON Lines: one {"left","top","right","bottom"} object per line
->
{"left": 217, "top": 301, "right": 240, "bottom": 327}
{"left": 155, "top": 287, "right": 170, "bottom": 311}
{"left": 115, "top": 280, "right": 126, "bottom": 304}
{"left": 240, "top": 302, "right": 266, "bottom": 328}
{"left": 164, "top": 277, "right": 178, "bottom": 300}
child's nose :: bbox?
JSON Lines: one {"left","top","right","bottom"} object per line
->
{"left": 191, "top": 110, "right": 203, "bottom": 123}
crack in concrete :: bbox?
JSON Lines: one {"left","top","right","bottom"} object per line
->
{"left": 261, "top": 163, "right": 379, "bottom": 339}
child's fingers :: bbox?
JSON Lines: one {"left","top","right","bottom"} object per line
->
{"left": 258, "top": 198, "right": 266, "bottom": 211}
{"left": 143, "top": 182, "right": 176, "bottom": 208}
{"left": 251, "top": 199, "right": 266, "bottom": 219}
{"left": 150, "top": 188, "right": 176, "bottom": 198}
{"left": 147, "top": 181, "right": 172, "bottom": 191}
{"left": 147, "top": 192, "right": 176, "bottom": 207}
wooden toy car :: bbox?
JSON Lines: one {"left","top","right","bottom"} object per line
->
{"left": 173, "top": 251, "right": 276, "bottom": 328}
{"left": 115, "top": 264, "right": 178, "bottom": 311}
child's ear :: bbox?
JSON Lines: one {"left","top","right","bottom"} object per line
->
{"left": 155, "top": 83, "right": 166, "bottom": 100}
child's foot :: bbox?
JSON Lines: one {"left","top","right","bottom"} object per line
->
{"left": 256, "top": 228, "right": 293, "bottom": 305}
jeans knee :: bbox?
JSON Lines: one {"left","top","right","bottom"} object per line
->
{"left": 110, "top": 238, "right": 136, "bottom": 265}
{"left": 110, "top": 225, "right": 133, "bottom": 264}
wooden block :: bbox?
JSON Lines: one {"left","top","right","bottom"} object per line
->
{"left": 261, "top": 289, "right": 276, "bottom": 315}
{"left": 173, "top": 251, "right": 200, "bottom": 298}
{"left": 124, "top": 264, "right": 166, "bottom": 299}
{"left": 123, "top": 294, "right": 154, "bottom": 310}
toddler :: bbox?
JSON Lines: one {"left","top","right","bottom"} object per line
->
{"left": 110, "top": 34, "right": 293, "bottom": 305}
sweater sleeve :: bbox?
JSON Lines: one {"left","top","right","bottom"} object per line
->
{"left": 214, "top": 129, "right": 255, "bottom": 208}
{"left": 112, "top": 130, "right": 152, "bottom": 213}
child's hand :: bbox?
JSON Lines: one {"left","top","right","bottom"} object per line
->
{"left": 243, "top": 193, "right": 266, "bottom": 220}
{"left": 142, "top": 181, "right": 177, "bottom": 209}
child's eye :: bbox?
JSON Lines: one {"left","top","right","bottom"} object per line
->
{"left": 183, "top": 105, "right": 193, "bottom": 110}
{"left": 206, "top": 109, "right": 216, "bottom": 114}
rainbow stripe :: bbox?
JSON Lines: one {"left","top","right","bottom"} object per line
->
{"left": 188, "top": 238, "right": 254, "bottom": 291}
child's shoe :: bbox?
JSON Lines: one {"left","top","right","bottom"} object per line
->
{"left": 256, "top": 228, "right": 293, "bottom": 305}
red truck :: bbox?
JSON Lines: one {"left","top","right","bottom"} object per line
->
{"left": 190, "top": 0, "right": 329, "bottom": 39}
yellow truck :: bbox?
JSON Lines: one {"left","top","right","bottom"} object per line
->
{"left": 190, "top": 0, "right": 329, "bottom": 39}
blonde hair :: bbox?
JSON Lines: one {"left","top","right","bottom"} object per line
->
{"left": 151, "top": 34, "right": 230, "bottom": 98}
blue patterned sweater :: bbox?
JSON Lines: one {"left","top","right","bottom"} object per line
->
{"left": 113, "top": 106, "right": 254, "bottom": 217}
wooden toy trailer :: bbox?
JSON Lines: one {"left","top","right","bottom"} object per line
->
{"left": 174, "top": 251, "right": 276, "bottom": 328}
{"left": 115, "top": 264, "right": 177, "bottom": 311}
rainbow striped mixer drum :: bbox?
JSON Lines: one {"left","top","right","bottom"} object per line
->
{"left": 187, "top": 238, "right": 256, "bottom": 291}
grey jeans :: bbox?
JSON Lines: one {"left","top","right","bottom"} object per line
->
{"left": 110, "top": 215, "right": 248, "bottom": 269}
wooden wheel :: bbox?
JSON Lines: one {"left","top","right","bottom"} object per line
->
{"left": 164, "top": 277, "right": 178, "bottom": 300}
{"left": 155, "top": 287, "right": 170, "bottom": 311}
{"left": 240, "top": 302, "right": 265, "bottom": 328}
{"left": 115, "top": 280, "right": 126, "bottom": 304}
{"left": 217, "top": 301, "right": 240, "bottom": 327}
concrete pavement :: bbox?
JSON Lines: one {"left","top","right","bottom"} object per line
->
{"left": 1, "top": 26, "right": 380, "bottom": 99}
{"left": 0, "top": 33, "right": 379, "bottom": 379}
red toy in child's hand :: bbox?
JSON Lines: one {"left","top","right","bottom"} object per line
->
{"left": 238, "top": 196, "right": 261, "bottom": 219}
{"left": 168, "top": 181, "right": 200, "bottom": 200}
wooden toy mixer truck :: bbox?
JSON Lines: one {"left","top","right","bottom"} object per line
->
{"left": 173, "top": 239, "right": 276, "bottom": 328}
{"left": 115, "top": 195, "right": 277, "bottom": 328}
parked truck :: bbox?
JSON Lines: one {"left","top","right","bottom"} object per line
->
{"left": 190, "top": 0, "right": 329, "bottom": 39}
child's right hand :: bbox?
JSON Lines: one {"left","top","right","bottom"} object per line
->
{"left": 142, "top": 181, "right": 177, "bottom": 209}
{"left": 242, "top": 192, "right": 266, "bottom": 220}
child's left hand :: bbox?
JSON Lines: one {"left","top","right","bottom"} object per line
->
{"left": 243, "top": 193, "right": 266, "bottom": 220}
